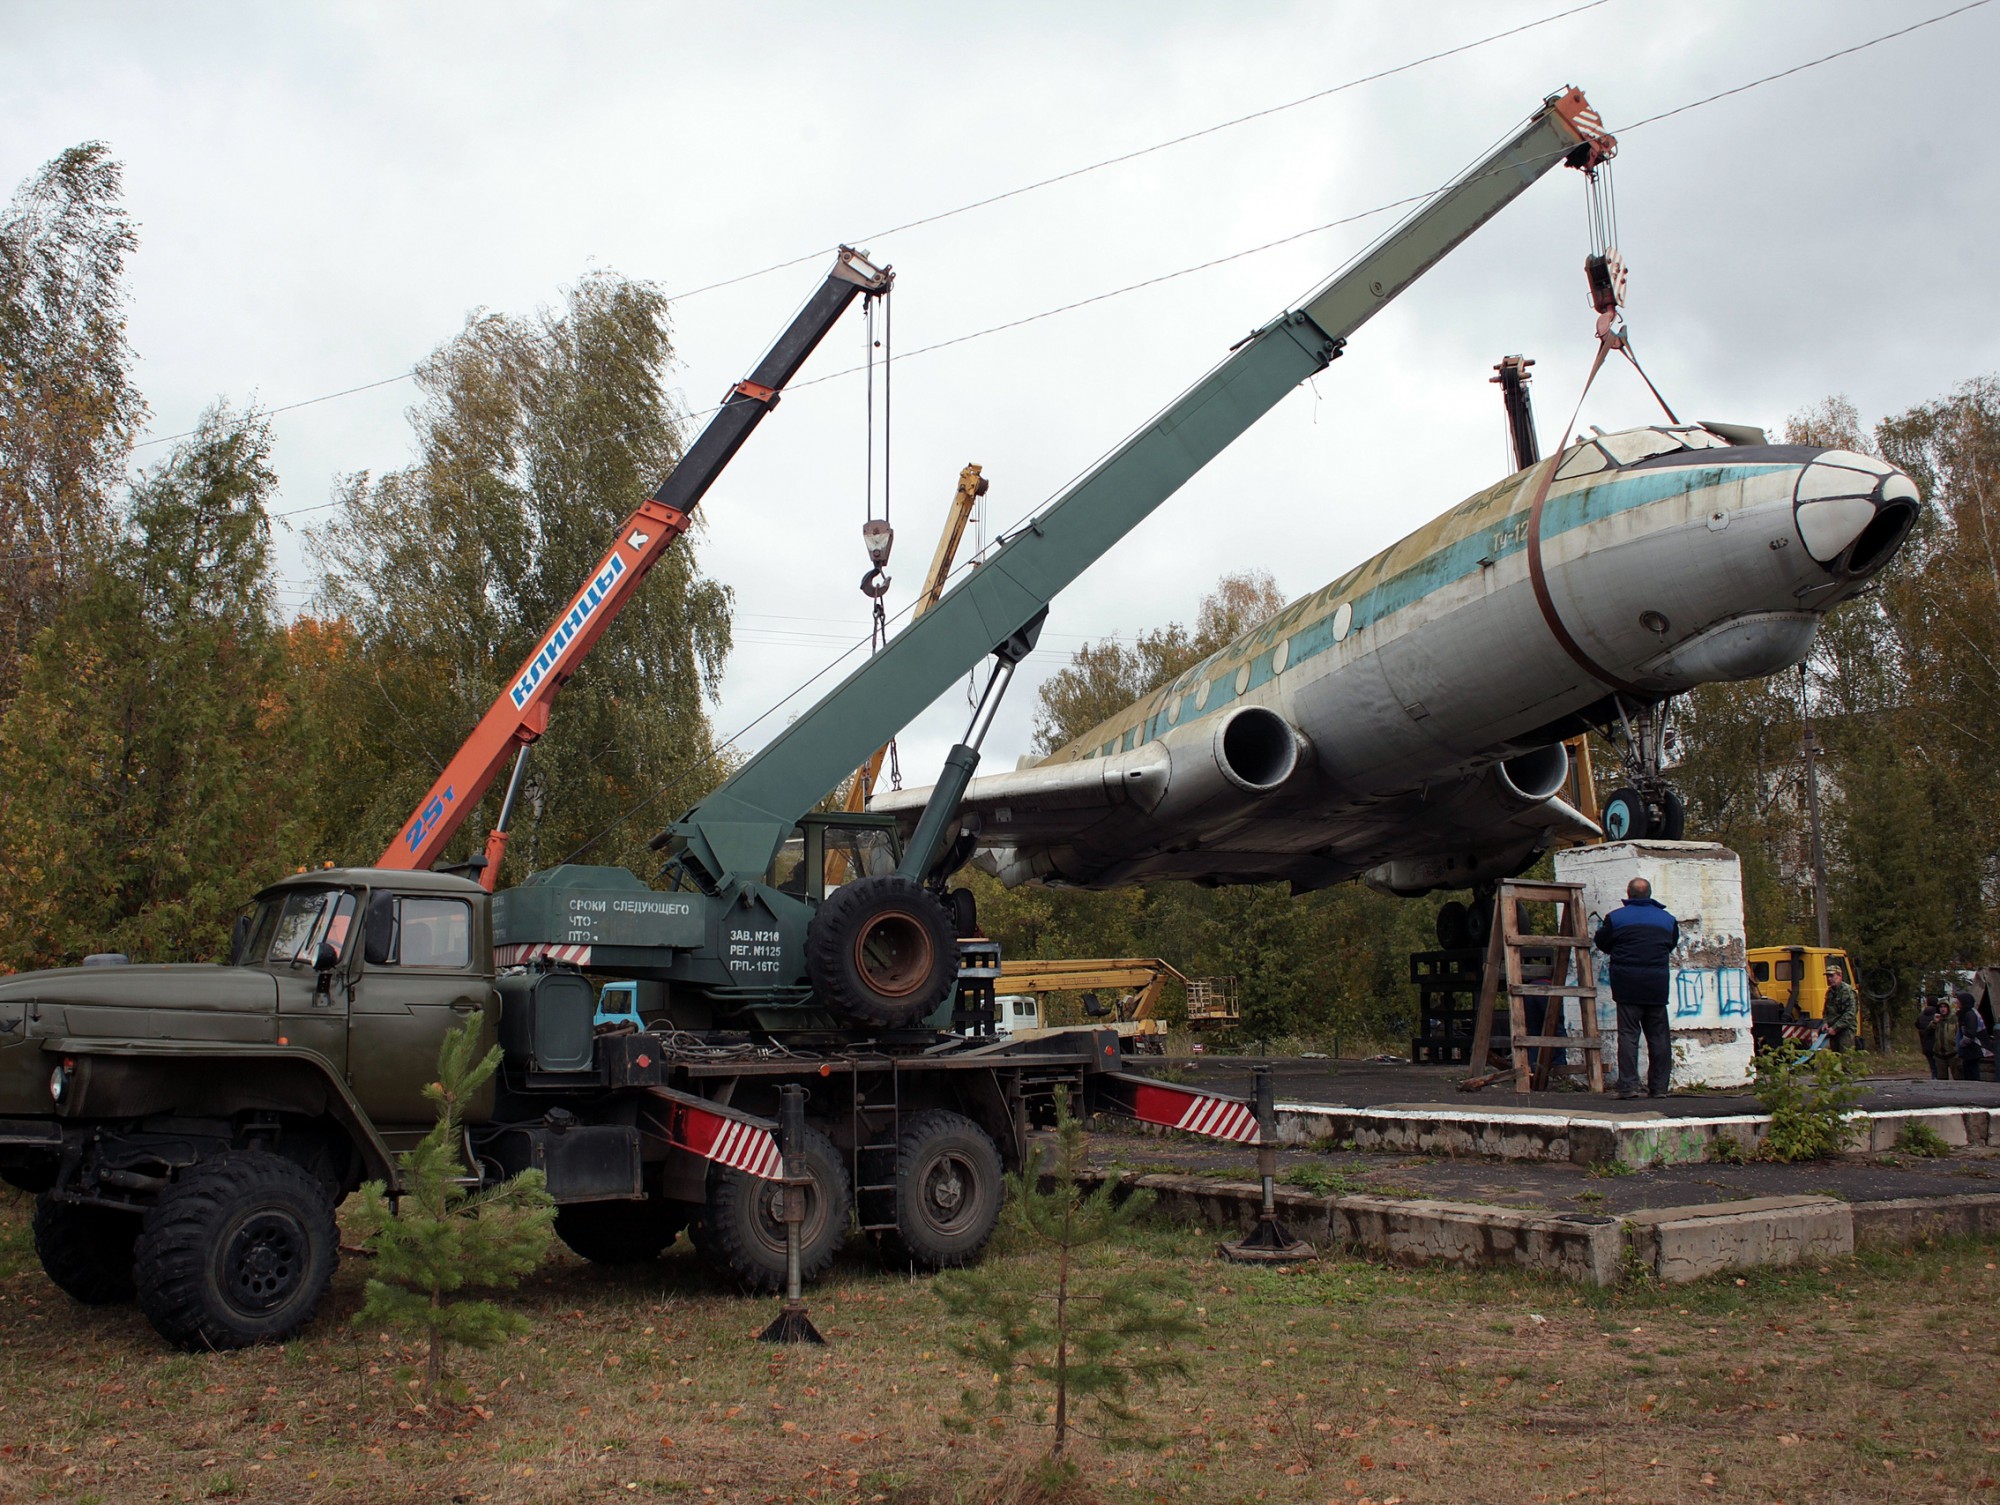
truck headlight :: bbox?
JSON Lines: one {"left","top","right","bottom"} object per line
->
{"left": 48, "top": 1064, "right": 67, "bottom": 1103}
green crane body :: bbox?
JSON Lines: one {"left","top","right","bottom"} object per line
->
{"left": 499, "top": 88, "right": 1616, "bottom": 1032}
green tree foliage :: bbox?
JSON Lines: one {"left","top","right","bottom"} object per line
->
{"left": 349, "top": 1018, "right": 554, "bottom": 1400}
{"left": 937, "top": 1089, "right": 1191, "bottom": 1463}
{"left": 1750, "top": 1042, "right": 1865, "bottom": 1162}
{"left": 0, "top": 142, "right": 146, "bottom": 702}
{"left": 310, "top": 270, "right": 734, "bottom": 880}
{"left": 0, "top": 405, "right": 293, "bottom": 968}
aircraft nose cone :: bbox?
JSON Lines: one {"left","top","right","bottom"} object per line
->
{"left": 1793, "top": 450, "right": 1921, "bottom": 578}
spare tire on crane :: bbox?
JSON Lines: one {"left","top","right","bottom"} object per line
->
{"left": 805, "top": 874, "right": 958, "bottom": 1028}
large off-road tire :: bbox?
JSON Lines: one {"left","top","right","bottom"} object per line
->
{"left": 554, "top": 1198, "right": 689, "bottom": 1265}
{"left": 690, "top": 1123, "right": 850, "bottom": 1293}
{"left": 805, "top": 875, "right": 957, "bottom": 1029}
{"left": 133, "top": 1151, "right": 338, "bottom": 1351}
{"left": 875, "top": 1111, "right": 1004, "bottom": 1272}
{"left": 33, "top": 1197, "right": 141, "bottom": 1305}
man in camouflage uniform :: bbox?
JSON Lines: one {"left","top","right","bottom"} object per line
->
{"left": 1822, "top": 964, "right": 1860, "bottom": 1053}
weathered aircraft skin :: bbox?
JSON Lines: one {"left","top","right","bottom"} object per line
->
{"left": 875, "top": 425, "right": 1920, "bottom": 895}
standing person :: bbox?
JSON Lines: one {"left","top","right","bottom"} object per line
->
{"left": 1956, "top": 993, "right": 1992, "bottom": 1084}
{"left": 1916, "top": 993, "right": 1953, "bottom": 1080}
{"left": 1823, "top": 964, "right": 1860, "bottom": 1054}
{"left": 1593, "top": 877, "right": 1680, "bottom": 1100}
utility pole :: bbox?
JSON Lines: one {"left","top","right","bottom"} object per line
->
{"left": 1800, "top": 667, "right": 1831, "bottom": 948}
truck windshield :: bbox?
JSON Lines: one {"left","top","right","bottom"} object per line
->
{"left": 239, "top": 889, "right": 357, "bottom": 968}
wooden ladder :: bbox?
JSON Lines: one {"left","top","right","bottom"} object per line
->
{"left": 1466, "top": 879, "right": 1605, "bottom": 1094}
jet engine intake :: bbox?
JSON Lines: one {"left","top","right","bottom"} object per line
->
{"left": 1495, "top": 743, "right": 1569, "bottom": 807}
{"left": 1215, "top": 705, "right": 1304, "bottom": 794}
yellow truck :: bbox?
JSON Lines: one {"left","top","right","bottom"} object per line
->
{"left": 1747, "top": 945, "right": 1856, "bottom": 1021}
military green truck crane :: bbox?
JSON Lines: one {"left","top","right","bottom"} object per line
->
{"left": 0, "top": 88, "right": 1614, "bottom": 1351}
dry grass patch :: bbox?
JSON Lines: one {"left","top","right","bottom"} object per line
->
{"left": 0, "top": 1186, "right": 1996, "bottom": 1503}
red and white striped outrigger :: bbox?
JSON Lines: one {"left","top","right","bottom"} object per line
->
{"left": 1092, "top": 1072, "right": 1262, "bottom": 1144}
{"left": 640, "top": 1085, "right": 785, "bottom": 1181}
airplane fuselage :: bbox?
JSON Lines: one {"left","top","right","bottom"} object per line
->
{"left": 903, "top": 424, "right": 1919, "bottom": 895}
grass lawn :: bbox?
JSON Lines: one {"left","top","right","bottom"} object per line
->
{"left": 0, "top": 1184, "right": 1996, "bottom": 1505}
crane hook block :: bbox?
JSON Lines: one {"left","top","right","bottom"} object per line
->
{"left": 862, "top": 518, "right": 894, "bottom": 568}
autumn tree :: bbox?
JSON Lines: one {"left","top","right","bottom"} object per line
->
{"left": 310, "top": 270, "right": 735, "bottom": 880}
{"left": 0, "top": 405, "right": 289, "bottom": 967}
{"left": 0, "top": 142, "right": 146, "bottom": 701}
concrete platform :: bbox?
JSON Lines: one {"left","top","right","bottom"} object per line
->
{"left": 1133, "top": 1056, "right": 2000, "bottom": 1167}
{"left": 1092, "top": 1168, "right": 2000, "bottom": 1287}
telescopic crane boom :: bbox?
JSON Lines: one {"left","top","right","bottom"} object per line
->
{"left": 662, "top": 89, "right": 1615, "bottom": 896}
{"left": 378, "top": 248, "right": 893, "bottom": 889}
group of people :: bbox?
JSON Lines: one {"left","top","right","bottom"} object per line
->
{"left": 1916, "top": 990, "right": 1998, "bottom": 1082}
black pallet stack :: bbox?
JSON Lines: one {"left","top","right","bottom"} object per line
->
{"left": 1410, "top": 948, "right": 1485, "bottom": 1064}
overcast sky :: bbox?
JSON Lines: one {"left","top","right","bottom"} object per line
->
{"left": 5, "top": 0, "right": 1996, "bottom": 802}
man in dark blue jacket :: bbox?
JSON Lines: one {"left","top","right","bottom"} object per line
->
{"left": 1592, "top": 878, "right": 1681, "bottom": 1100}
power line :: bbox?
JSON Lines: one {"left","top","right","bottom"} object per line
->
{"left": 662, "top": 0, "right": 1614, "bottom": 303}
{"left": 125, "top": 2, "right": 1610, "bottom": 457}
{"left": 133, "top": 0, "right": 1986, "bottom": 474}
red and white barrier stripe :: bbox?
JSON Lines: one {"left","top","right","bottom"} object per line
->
{"left": 641, "top": 1087, "right": 784, "bottom": 1181}
{"left": 1102, "top": 1074, "right": 1261, "bottom": 1144}
{"left": 495, "top": 941, "right": 593, "bottom": 968}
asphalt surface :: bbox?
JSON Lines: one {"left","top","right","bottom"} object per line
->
{"left": 1134, "top": 1055, "right": 2000, "bottom": 1120}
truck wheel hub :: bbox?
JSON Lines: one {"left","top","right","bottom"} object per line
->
{"left": 853, "top": 913, "right": 934, "bottom": 999}
{"left": 922, "top": 1156, "right": 971, "bottom": 1222}
{"left": 225, "top": 1213, "right": 300, "bottom": 1310}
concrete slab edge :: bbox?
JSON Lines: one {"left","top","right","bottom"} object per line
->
{"left": 1270, "top": 1101, "right": 2000, "bottom": 1167}
{"left": 1084, "top": 1169, "right": 2000, "bottom": 1288}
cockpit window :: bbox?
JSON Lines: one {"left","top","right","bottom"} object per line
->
{"left": 1554, "top": 442, "right": 1608, "bottom": 480}
{"left": 1555, "top": 426, "right": 1733, "bottom": 480}
{"left": 1598, "top": 429, "right": 1687, "bottom": 466}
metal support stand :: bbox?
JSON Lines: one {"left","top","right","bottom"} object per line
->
{"left": 1220, "top": 1065, "right": 1314, "bottom": 1265}
{"left": 758, "top": 1085, "right": 826, "bottom": 1345}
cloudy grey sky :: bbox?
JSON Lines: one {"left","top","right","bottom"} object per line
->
{"left": 5, "top": 0, "right": 1996, "bottom": 797}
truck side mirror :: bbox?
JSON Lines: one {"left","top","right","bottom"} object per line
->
{"left": 364, "top": 893, "right": 398, "bottom": 966}
{"left": 228, "top": 913, "right": 253, "bottom": 965}
{"left": 313, "top": 940, "right": 340, "bottom": 974}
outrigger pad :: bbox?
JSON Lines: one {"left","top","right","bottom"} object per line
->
{"left": 1219, "top": 1217, "right": 1316, "bottom": 1266}
{"left": 758, "top": 1301, "right": 827, "bottom": 1345}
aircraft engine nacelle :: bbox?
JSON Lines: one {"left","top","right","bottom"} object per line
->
{"left": 1360, "top": 744, "right": 1572, "bottom": 896}
{"left": 1150, "top": 705, "right": 1312, "bottom": 824}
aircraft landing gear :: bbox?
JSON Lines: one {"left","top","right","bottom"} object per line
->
{"left": 1603, "top": 698, "right": 1687, "bottom": 841}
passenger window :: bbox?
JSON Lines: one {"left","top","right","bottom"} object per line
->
{"left": 372, "top": 897, "right": 473, "bottom": 969}
{"left": 1750, "top": 962, "right": 1769, "bottom": 982}
{"left": 1775, "top": 960, "right": 1794, "bottom": 982}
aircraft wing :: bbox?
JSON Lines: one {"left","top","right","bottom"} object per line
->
{"left": 871, "top": 743, "right": 1601, "bottom": 893}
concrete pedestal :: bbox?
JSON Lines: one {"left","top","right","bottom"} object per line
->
{"left": 1552, "top": 840, "right": 1754, "bottom": 1089}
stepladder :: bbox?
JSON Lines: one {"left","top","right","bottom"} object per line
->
{"left": 1465, "top": 880, "right": 1605, "bottom": 1093}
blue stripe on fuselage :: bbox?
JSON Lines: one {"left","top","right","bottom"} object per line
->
{"left": 1116, "top": 463, "right": 1789, "bottom": 750}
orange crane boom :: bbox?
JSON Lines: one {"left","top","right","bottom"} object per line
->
{"left": 379, "top": 248, "right": 892, "bottom": 888}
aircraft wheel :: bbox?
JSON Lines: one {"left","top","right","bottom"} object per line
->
{"left": 1653, "top": 789, "right": 1687, "bottom": 841}
{"left": 1602, "top": 786, "right": 1647, "bottom": 842}
{"left": 806, "top": 875, "right": 958, "bottom": 1029}
{"left": 1435, "top": 901, "right": 1471, "bottom": 950}
{"left": 691, "top": 1124, "right": 850, "bottom": 1294}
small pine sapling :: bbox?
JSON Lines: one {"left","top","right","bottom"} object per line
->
{"left": 936, "top": 1087, "right": 1194, "bottom": 1467}
{"left": 350, "top": 1018, "right": 555, "bottom": 1400}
